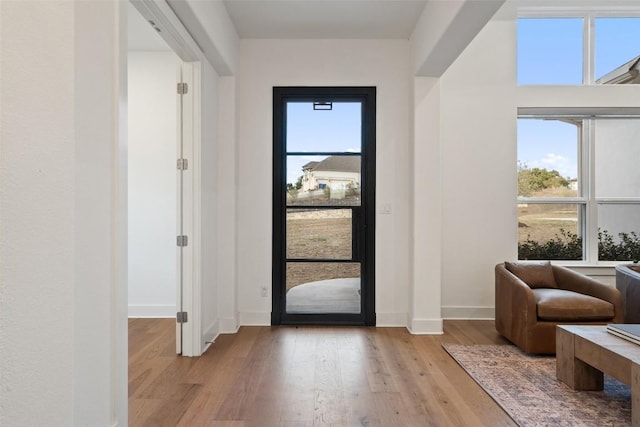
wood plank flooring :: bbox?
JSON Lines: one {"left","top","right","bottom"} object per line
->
{"left": 129, "top": 319, "right": 516, "bottom": 427}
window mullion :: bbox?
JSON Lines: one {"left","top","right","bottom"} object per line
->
{"left": 584, "top": 14, "right": 595, "bottom": 84}
{"left": 585, "top": 120, "right": 598, "bottom": 263}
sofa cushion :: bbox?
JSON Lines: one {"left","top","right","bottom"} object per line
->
{"left": 504, "top": 261, "right": 558, "bottom": 289}
{"left": 532, "top": 288, "right": 615, "bottom": 321}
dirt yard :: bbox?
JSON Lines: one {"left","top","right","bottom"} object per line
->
{"left": 518, "top": 203, "right": 579, "bottom": 244}
{"left": 286, "top": 209, "right": 360, "bottom": 291}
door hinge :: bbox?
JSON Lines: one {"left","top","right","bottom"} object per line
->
{"left": 176, "top": 311, "right": 188, "bottom": 323}
{"left": 177, "top": 82, "right": 189, "bottom": 95}
{"left": 177, "top": 235, "right": 189, "bottom": 247}
{"left": 177, "top": 158, "right": 189, "bottom": 170}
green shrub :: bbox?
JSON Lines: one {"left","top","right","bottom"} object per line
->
{"left": 518, "top": 229, "right": 640, "bottom": 261}
{"left": 598, "top": 230, "right": 640, "bottom": 261}
{"left": 518, "top": 229, "right": 582, "bottom": 260}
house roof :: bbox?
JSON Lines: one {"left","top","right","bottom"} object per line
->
{"left": 302, "top": 161, "right": 319, "bottom": 170}
{"left": 597, "top": 55, "right": 640, "bottom": 85}
{"left": 308, "top": 156, "right": 360, "bottom": 173}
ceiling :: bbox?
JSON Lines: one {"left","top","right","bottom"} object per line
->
{"left": 222, "top": 0, "right": 429, "bottom": 39}
{"left": 129, "top": 0, "right": 430, "bottom": 52}
{"left": 128, "top": 0, "right": 640, "bottom": 51}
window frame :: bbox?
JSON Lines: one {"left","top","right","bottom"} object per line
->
{"left": 517, "top": 114, "right": 640, "bottom": 264}
{"left": 518, "top": 11, "right": 640, "bottom": 85}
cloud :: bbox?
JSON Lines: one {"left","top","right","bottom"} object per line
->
{"left": 529, "top": 153, "right": 576, "bottom": 179}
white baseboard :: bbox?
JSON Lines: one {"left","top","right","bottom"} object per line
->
{"left": 233, "top": 311, "right": 495, "bottom": 330}
{"left": 239, "top": 311, "right": 270, "bottom": 326}
{"left": 407, "top": 317, "right": 443, "bottom": 335}
{"left": 376, "top": 312, "right": 407, "bottom": 327}
{"left": 128, "top": 304, "right": 176, "bottom": 318}
{"left": 441, "top": 306, "right": 495, "bottom": 320}
{"left": 219, "top": 317, "right": 240, "bottom": 333}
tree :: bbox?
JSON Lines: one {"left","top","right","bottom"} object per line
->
{"left": 518, "top": 162, "right": 570, "bottom": 196}
{"left": 286, "top": 175, "right": 303, "bottom": 191}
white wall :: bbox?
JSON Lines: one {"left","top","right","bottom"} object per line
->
{"left": 234, "top": 39, "right": 412, "bottom": 326}
{"left": 410, "top": 77, "right": 443, "bottom": 332}
{"left": 438, "top": 10, "right": 518, "bottom": 319}
{"left": 1, "top": 2, "right": 75, "bottom": 423}
{"left": 128, "top": 51, "right": 180, "bottom": 317}
{"left": 217, "top": 76, "right": 240, "bottom": 332}
{"left": 1, "top": 1, "right": 126, "bottom": 425}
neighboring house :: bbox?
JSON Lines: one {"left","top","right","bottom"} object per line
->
{"left": 300, "top": 156, "right": 360, "bottom": 198}
{"left": 568, "top": 179, "right": 578, "bottom": 191}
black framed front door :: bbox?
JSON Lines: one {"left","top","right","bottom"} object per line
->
{"left": 272, "top": 86, "right": 376, "bottom": 326}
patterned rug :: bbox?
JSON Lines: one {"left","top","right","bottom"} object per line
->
{"left": 442, "top": 343, "right": 631, "bottom": 426}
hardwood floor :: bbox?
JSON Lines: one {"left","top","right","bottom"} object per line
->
{"left": 129, "top": 319, "right": 516, "bottom": 427}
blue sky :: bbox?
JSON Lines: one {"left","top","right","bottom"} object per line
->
{"left": 517, "top": 17, "right": 640, "bottom": 179}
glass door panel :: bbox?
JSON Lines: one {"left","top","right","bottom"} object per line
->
{"left": 286, "top": 155, "right": 361, "bottom": 207}
{"left": 286, "top": 102, "right": 362, "bottom": 153}
{"left": 286, "top": 262, "right": 361, "bottom": 314}
{"left": 286, "top": 208, "right": 352, "bottom": 260}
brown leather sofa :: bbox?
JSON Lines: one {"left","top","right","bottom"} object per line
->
{"left": 495, "top": 261, "right": 623, "bottom": 354}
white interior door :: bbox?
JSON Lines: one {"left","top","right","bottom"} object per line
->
{"left": 176, "top": 62, "right": 195, "bottom": 355}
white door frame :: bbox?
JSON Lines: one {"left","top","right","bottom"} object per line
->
{"left": 130, "top": 0, "right": 204, "bottom": 357}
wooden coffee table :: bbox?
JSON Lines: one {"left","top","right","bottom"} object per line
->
{"left": 556, "top": 325, "right": 640, "bottom": 426}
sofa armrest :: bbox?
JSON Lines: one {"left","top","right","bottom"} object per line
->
{"left": 495, "top": 264, "right": 538, "bottom": 336}
{"left": 552, "top": 265, "right": 623, "bottom": 322}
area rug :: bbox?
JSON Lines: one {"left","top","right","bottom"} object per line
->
{"left": 442, "top": 343, "right": 631, "bottom": 426}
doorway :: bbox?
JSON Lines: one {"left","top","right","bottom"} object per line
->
{"left": 127, "top": 1, "right": 198, "bottom": 355}
{"left": 272, "top": 87, "right": 376, "bottom": 326}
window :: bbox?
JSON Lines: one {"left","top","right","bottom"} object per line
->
{"left": 517, "top": 118, "right": 584, "bottom": 260}
{"left": 518, "top": 117, "right": 640, "bottom": 262}
{"left": 517, "top": 10, "right": 640, "bottom": 262}
{"left": 518, "top": 16, "right": 640, "bottom": 85}
{"left": 518, "top": 18, "right": 583, "bottom": 85}
{"left": 595, "top": 18, "right": 640, "bottom": 83}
